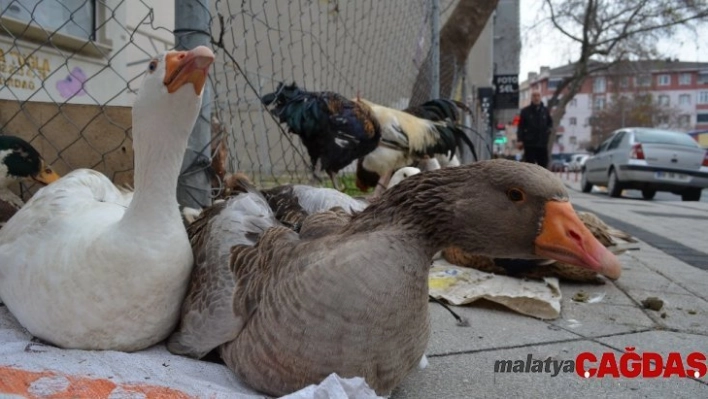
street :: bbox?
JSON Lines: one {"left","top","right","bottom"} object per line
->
{"left": 392, "top": 172, "right": 708, "bottom": 398}
{"left": 557, "top": 171, "right": 708, "bottom": 203}
{"left": 624, "top": 189, "right": 708, "bottom": 204}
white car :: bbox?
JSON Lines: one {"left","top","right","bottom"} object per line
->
{"left": 568, "top": 153, "right": 589, "bottom": 172}
{"left": 581, "top": 127, "right": 708, "bottom": 201}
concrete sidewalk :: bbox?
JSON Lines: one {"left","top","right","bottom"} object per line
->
{"left": 391, "top": 172, "right": 708, "bottom": 398}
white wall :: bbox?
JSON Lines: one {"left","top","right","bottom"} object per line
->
{"left": 124, "top": 0, "right": 175, "bottom": 101}
{"left": 0, "top": 1, "right": 174, "bottom": 107}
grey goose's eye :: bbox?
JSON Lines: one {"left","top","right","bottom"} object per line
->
{"left": 507, "top": 188, "right": 525, "bottom": 203}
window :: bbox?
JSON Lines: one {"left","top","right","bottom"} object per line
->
{"left": 679, "top": 73, "right": 692, "bottom": 85}
{"left": 569, "top": 98, "right": 577, "bottom": 107}
{"left": 699, "top": 70, "right": 708, "bottom": 84}
{"left": 658, "top": 95, "right": 670, "bottom": 106}
{"left": 593, "top": 96, "right": 606, "bottom": 110}
{"left": 593, "top": 77, "right": 606, "bottom": 93}
{"left": 655, "top": 115, "right": 669, "bottom": 126}
{"left": 699, "top": 91, "right": 708, "bottom": 104}
{"left": 619, "top": 76, "right": 630, "bottom": 88}
{"left": 679, "top": 94, "right": 691, "bottom": 105}
{"left": 636, "top": 74, "right": 651, "bottom": 87}
{"left": 597, "top": 138, "right": 612, "bottom": 153}
{"left": 0, "top": 0, "right": 95, "bottom": 39}
{"left": 698, "top": 114, "right": 708, "bottom": 123}
{"left": 634, "top": 129, "right": 701, "bottom": 147}
{"left": 657, "top": 74, "right": 671, "bottom": 86}
{"left": 678, "top": 115, "right": 691, "bottom": 127}
{"left": 569, "top": 117, "right": 577, "bottom": 126}
{"left": 547, "top": 78, "right": 562, "bottom": 90}
{"left": 607, "top": 132, "right": 626, "bottom": 150}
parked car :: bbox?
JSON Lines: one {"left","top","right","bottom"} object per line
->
{"left": 568, "top": 153, "right": 590, "bottom": 172}
{"left": 581, "top": 127, "right": 708, "bottom": 201}
{"left": 549, "top": 153, "right": 572, "bottom": 172}
{"left": 687, "top": 129, "right": 708, "bottom": 149}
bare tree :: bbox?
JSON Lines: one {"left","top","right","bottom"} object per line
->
{"left": 590, "top": 92, "right": 681, "bottom": 145}
{"left": 537, "top": 0, "right": 708, "bottom": 155}
{"left": 410, "top": 0, "right": 500, "bottom": 104}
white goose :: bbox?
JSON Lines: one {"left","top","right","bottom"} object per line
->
{"left": 0, "top": 46, "right": 215, "bottom": 351}
{"left": 387, "top": 166, "right": 421, "bottom": 189}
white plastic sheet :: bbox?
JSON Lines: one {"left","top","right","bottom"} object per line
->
{"left": 0, "top": 306, "right": 381, "bottom": 398}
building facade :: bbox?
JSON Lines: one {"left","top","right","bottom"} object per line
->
{"left": 0, "top": 0, "right": 519, "bottom": 184}
{"left": 0, "top": 0, "right": 172, "bottom": 185}
{"left": 0, "top": 0, "right": 172, "bottom": 106}
{"left": 520, "top": 60, "right": 708, "bottom": 153}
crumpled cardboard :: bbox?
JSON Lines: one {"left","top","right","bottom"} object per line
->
{"left": 429, "top": 259, "right": 562, "bottom": 320}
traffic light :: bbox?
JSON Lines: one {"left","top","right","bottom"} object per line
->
{"left": 494, "top": 136, "right": 507, "bottom": 145}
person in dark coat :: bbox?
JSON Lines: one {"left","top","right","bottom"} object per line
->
{"left": 517, "top": 92, "right": 553, "bottom": 168}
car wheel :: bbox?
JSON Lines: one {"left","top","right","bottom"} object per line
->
{"left": 607, "top": 168, "right": 623, "bottom": 198}
{"left": 580, "top": 170, "right": 593, "bottom": 193}
{"left": 641, "top": 189, "right": 656, "bottom": 200}
{"left": 681, "top": 188, "right": 702, "bottom": 202}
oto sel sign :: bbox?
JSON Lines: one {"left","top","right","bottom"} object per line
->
{"left": 493, "top": 74, "right": 519, "bottom": 109}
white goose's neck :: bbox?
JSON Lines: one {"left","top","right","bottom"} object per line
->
{"left": 118, "top": 113, "right": 192, "bottom": 232}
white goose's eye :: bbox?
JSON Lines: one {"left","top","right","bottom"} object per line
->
{"left": 148, "top": 59, "right": 158, "bottom": 73}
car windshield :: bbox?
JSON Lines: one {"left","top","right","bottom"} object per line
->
{"left": 633, "top": 129, "right": 700, "bottom": 148}
{"left": 551, "top": 153, "right": 572, "bottom": 161}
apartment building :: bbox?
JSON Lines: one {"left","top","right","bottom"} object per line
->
{"left": 520, "top": 60, "right": 708, "bottom": 153}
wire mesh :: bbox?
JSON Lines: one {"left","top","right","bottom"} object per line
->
{"left": 0, "top": 0, "right": 489, "bottom": 204}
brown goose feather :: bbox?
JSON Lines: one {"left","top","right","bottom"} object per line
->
{"left": 441, "top": 210, "right": 636, "bottom": 284}
{"left": 441, "top": 247, "right": 603, "bottom": 283}
{"left": 259, "top": 184, "right": 309, "bottom": 231}
{"left": 576, "top": 211, "right": 637, "bottom": 247}
{"left": 168, "top": 160, "right": 617, "bottom": 396}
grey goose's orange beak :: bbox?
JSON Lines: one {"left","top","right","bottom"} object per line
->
{"left": 164, "top": 45, "right": 214, "bottom": 95}
{"left": 534, "top": 201, "right": 622, "bottom": 280}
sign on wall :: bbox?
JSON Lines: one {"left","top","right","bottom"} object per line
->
{"left": 493, "top": 74, "right": 519, "bottom": 110}
{"left": 0, "top": 47, "right": 51, "bottom": 93}
{"left": 0, "top": 38, "right": 132, "bottom": 107}
{"left": 478, "top": 87, "right": 495, "bottom": 137}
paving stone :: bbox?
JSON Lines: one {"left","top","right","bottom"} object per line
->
{"left": 558, "top": 281, "right": 635, "bottom": 306}
{"left": 614, "top": 268, "right": 694, "bottom": 296}
{"left": 597, "top": 330, "right": 708, "bottom": 357}
{"left": 426, "top": 302, "right": 578, "bottom": 356}
{"left": 393, "top": 340, "right": 708, "bottom": 399}
{"left": 549, "top": 302, "right": 655, "bottom": 338}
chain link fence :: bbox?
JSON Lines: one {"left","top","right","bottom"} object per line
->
{"left": 0, "top": 0, "right": 491, "bottom": 206}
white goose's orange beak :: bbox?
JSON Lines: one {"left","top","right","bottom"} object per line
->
{"left": 534, "top": 201, "right": 622, "bottom": 280}
{"left": 164, "top": 46, "right": 214, "bottom": 95}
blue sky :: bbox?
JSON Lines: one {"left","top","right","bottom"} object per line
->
{"left": 519, "top": 0, "right": 708, "bottom": 80}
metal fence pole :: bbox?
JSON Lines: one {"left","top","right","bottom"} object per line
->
{"left": 460, "top": 59, "right": 474, "bottom": 164}
{"left": 175, "top": 0, "right": 212, "bottom": 209}
{"left": 430, "top": 0, "right": 440, "bottom": 98}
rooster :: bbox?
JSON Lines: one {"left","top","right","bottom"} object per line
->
{"left": 406, "top": 98, "right": 473, "bottom": 162}
{"left": 405, "top": 98, "right": 471, "bottom": 123}
{"left": 354, "top": 98, "right": 476, "bottom": 196}
{"left": 261, "top": 82, "right": 381, "bottom": 191}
